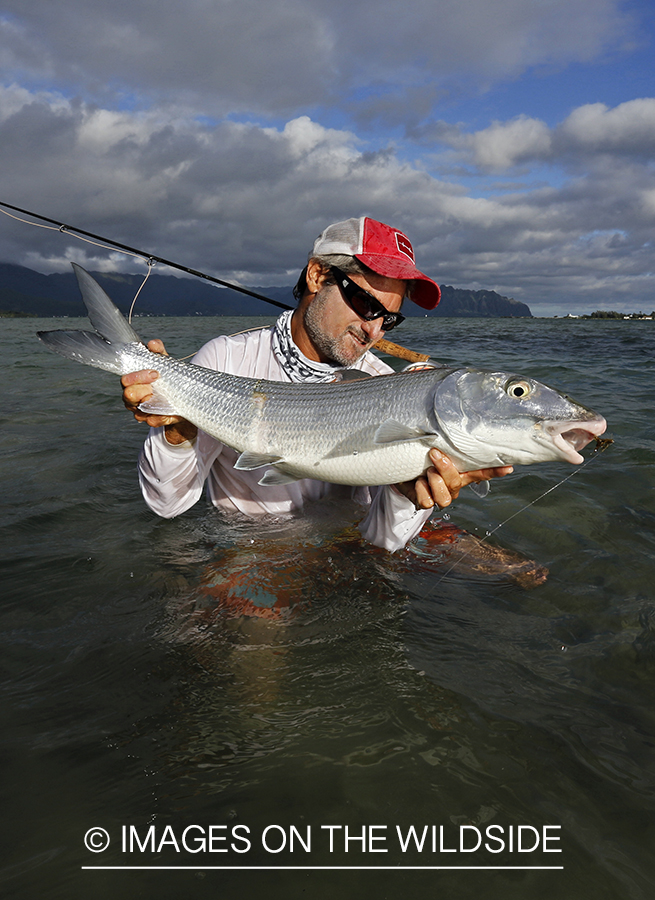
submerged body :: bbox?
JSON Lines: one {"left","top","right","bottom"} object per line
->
{"left": 38, "top": 266, "right": 607, "bottom": 490}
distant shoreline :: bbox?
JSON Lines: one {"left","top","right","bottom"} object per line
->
{"left": 555, "top": 311, "right": 654, "bottom": 320}
{"left": 0, "top": 262, "right": 532, "bottom": 319}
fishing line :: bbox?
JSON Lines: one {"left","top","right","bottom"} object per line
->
{"left": 0, "top": 200, "right": 293, "bottom": 311}
{"left": 0, "top": 204, "right": 169, "bottom": 320}
{"left": 1, "top": 205, "right": 169, "bottom": 316}
{"left": 0, "top": 204, "right": 147, "bottom": 263}
{"left": 128, "top": 258, "right": 155, "bottom": 324}
{"left": 423, "top": 437, "right": 614, "bottom": 592}
{"left": 10, "top": 199, "right": 614, "bottom": 586}
{"left": 0, "top": 200, "right": 425, "bottom": 362}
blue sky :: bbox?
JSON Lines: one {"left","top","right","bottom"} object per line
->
{"left": 0, "top": 0, "right": 653, "bottom": 314}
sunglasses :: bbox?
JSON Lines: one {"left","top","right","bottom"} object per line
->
{"left": 330, "top": 266, "right": 405, "bottom": 332}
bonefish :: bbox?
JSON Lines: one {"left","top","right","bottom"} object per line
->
{"left": 37, "top": 265, "right": 608, "bottom": 488}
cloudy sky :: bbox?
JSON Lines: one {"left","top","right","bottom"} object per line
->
{"left": 0, "top": 0, "right": 653, "bottom": 314}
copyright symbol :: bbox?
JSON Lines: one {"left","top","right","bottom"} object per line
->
{"left": 84, "top": 827, "right": 110, "bottom": 852}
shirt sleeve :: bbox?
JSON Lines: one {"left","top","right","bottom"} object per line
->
{"left": 138, "top": 427, "right": 223, "bottom": 519}
{"left": 357, "top": 485, "right": 434, "bottom": 552}
{"left": 136, "top": 336, "right": 229, "bottom": 518}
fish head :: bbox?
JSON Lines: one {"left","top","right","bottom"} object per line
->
{"left": 431, "top": 369, "right": 608, "bottom": 467}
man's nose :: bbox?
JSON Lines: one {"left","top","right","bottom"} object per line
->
{"left": 360, "top": 317, "right": 385, "bottom": 342}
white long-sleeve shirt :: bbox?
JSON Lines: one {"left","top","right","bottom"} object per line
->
{"left": 138, "top": 324, "right": 433, "bottom": 551}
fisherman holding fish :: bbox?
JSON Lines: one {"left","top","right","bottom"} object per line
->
{"left": 121, "top": 217, "right": 513, "bottom": 551}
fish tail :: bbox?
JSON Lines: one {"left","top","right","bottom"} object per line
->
{"left": 37, "top": 264, "right": 144, "bottom": 375}
{"left": 36, "top": 328, "right": 132, "bottom": 374}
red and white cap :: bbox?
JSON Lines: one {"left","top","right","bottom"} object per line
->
{"left": 311, "top": 216, "right": 441, "bottom": 310}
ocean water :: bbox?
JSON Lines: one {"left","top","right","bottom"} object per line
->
{"left": 1, "top": 314, "right": 654, "bottom": 899}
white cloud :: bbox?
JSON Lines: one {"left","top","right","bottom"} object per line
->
{"left": 444, "top": 98, "right": 655, "bottom": 171}
{"left": 469, "top": 116, "right": 552, "bottom": 170}
{"left": 1, "top": 86, "right": 654, "bottom": 314}
{"left": 0, "top": 0, "right": 642, "bottom": 316}
{"left": 0, "top": 0, "right": 633, "bottom": 117}
{"left": 337, "top": 0, "right": 630, "bottom": 85}
{"left": 558, "top": 98, "right": 655, "bottom": 156}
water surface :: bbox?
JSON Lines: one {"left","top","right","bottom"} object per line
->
{"left": 2, "top": 315, "right": 654, "bottom": 899}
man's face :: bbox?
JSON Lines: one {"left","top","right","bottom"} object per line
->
{"left": 301, "top": 265, "right": 406, "bottom": 366}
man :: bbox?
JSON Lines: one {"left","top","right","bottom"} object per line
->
{"left": 122, "top": 217, "right": 511, "bottom": 551}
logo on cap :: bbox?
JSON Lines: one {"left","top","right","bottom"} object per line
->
{"left": 395, "top": 232, "right": 415, "bottom": 263}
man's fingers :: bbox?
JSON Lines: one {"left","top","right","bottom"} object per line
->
{"left": 147, "top": 339, "right": 168, "bottom": 356}
{"left": 428, "top": 450, "right": 513, "bottom": 489}
{"left": 427, "top": 449, "right": 463, "bottom": 494}
{"left": 122, "top": 381, "right": 154, "bottom": 410}
{"left": 119, "top": 339, "right": 170, "bottom": 425}
{"left": 418, "top": 451, "right": 514, "bottom": 510}
{"left": 416, "top": 466, "right": 462, "bottom": 509}
{"left": 144, "top": 414, "right": 182, "bottom": 427}
{"left": 411, "top": 475, "right": 431, "bottom": 509}
{"left": 460, "top": 465, "right": 514, "bottom": 486}
{"left": 411, "top": 470, "right": 453, "bottom": 510}
{"left": 121, "top": 368, "right": 160, "bottom": 389}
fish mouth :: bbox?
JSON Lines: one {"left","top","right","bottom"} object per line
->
{"left": 546, "top": 416, "right": 608, "bottom": 463}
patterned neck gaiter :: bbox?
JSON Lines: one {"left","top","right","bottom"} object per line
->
{"left": 271, "top": 309, "right": 343, "bottom": 383}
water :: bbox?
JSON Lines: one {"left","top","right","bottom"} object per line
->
{"left": 2, "top": 315, "right": 654, "bottom": 899}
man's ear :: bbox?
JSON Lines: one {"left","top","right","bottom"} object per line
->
{"left": 305, "top": 259, "right": 331, "bottom": 295}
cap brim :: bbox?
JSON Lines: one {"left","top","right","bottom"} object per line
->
{"left": 356, "top": 253, "right": 441, "bottom": 310}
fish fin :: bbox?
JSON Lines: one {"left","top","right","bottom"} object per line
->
{"left": 72, "top": 264, "right": 142, "bottom": 345}
{"left": 138, "top": 402, "right": 179, "bottom": 415}
{"left": 469, "top": 480, "right": 490, "bottom": 499}
{"left": 258, "top": 468, "right": 300, "bottom": 485}
{"left": 137, "top": 381, "right": 177, "bottom": 415}
{"left": 374, "top": 419, "right": 437, "bottom": 445}
{"left": 434, "top": 423, "right": 485, "bottom": 461}
{"left": 234, "top": 451, "right": 284, "bottom": 471}
{"left": 138, "top": 402, "right": 178, "bottom": 416}
{"left": 332, "top": 369, "right": 374, "bottom": 382}
{"left": 37, "top": 330, "right": 128, "bottom": 375}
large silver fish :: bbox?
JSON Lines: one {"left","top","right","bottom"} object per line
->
{"left": 37, "top": 265, "right": 607, "bottom": 487}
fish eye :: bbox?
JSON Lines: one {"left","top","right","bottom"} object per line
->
{"left": 505, "top": 379, "right": 532, "bottom": 399}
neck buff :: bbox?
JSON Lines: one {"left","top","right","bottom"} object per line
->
{"left": 271, "top": 309, "right": 345, "bottom": 383}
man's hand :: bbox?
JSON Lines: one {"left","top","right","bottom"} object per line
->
{"left": 395, "top": 448, "right": 513, "bottom": 510}
{"left": 121, "top": 339, "right": 198, "bottom": 445}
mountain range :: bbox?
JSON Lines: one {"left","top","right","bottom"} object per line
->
{"left": 0, "top": 262, "right": 532, "bottom": 318}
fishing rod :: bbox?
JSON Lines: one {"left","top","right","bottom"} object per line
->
{"left": 0, "top": 200, "right": 293, "bottom": 311}
{"left": 0, "top": 200, "right": 429, "bottom": 362}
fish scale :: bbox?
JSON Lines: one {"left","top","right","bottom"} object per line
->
{"left": 116, "top": 345, "right": 441, "bottom": 484}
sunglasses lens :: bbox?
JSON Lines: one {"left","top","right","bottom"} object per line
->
{"left": 332, "top": 267, "right": 404, "bottom": 332}
{"left": 351, "top": 290, "right": 403, "bottom": 331}
{"left": 348, "top": 291, "right": 376, "bottom": 320}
